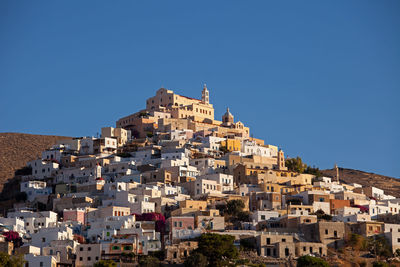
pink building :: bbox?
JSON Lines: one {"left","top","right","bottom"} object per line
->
{"left": 63, "top": 209, "right": 86, "bottom": 224}
{"left": 167, "top": 216, "right": 195, "bottom": 232}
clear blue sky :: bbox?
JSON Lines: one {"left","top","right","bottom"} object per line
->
{"left": 1, "top": 1, "right": 399, "bottom": 178}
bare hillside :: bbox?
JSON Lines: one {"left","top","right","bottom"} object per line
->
{"left": 321, "top": 168, "right": 400, "bottom": 198}
{"left": 0, "top": 133, "right": 72, "bottom": 189}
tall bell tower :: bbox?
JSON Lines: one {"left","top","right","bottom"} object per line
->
{"left": 202, "top": 84, "right": 209, "bottom": 104}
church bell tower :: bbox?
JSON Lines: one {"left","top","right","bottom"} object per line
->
{"left": 202, "top": 84, "right": 209, "bottom": 104}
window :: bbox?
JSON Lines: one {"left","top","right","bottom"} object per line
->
{"left": 266, "top": 238, "right": 270, "bottom": 244}
{"left": 325, "top": 229, "right": 328, "bottom": 235}
{"left": 282, "top": 238, "right": 286, "bottom": 242}
{"left": 80, "top": 247, "right": 83, "bottom": 251}
{"left": 88, "top": 257, "right": 91, "bottom": 261}
{"left": 42, "top": 238, "right": 46, "bottom": 243}
{"left": 79, "top": 257, "right": 83, "bottom": 261}
{"left": 88, "top": 247, "right": 91, "bottom": 251}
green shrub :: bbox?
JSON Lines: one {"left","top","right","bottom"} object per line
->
{"left": 297, "top": 255, "right": 329, "bottom": 267}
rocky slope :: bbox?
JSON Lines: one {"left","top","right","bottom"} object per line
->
{"left": 0, "top": 133, "right": 72, "bottom": 190}
{"left": 321, "top": 168, "right": 400, "bottom": 198}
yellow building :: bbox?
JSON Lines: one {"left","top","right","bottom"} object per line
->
{"left": 220, "top": 139, "right": 241, "bottom": 152}
{"left": 179, "top": 200, "right": 207, "bottom": 210}
{"left": 146, "top": 87, "right": 215, "bottom": 121}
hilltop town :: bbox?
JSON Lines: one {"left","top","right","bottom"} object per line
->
{"left": 0, "top": 87, "right": 399, "bottom": 267}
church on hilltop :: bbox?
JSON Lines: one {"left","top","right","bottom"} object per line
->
{"left": 116, "top": 86, "right": 250, "bottom": 139}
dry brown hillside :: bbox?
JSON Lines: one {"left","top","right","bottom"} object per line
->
{"left": 0, "top": 133, "right": 72, "bottom": 190}
{"left": 321, "top": 168, "right": 400, "bottom": 198}
{"left": 0, "top": 132, "right": 399, "bottom": 199}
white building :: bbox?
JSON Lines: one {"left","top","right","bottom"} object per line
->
{"left": 250, "top": 210, "right": 280, "bottom": 223}
{"left": 313, "top": 201, "right": 331, "bottom": 215}
{"left": 160, "top": 184, "right": 184, "bottom": 196}
{"left": 114, "top": 191, "right": 156, "bottom": 214}
{"left": 0, "top": 217, "right": 25, "bottom": 234}
{"left": 384, "top": 223, "right": 400, "bottom": 253}
{"left": 190, "top": 178, "right": 222, "bottom": 197}
{"left": 86, "top": 216, "right": 136, "bottom": 242}
{"left": 190, "top": 158, "right": 215, "bottom": 176}
{"left": 366, "top": 200, "right": 400, "bottom": 219}
{"left": 42, "top": 149, "right": 63, "bottom": 162}
{"left": 198, "top": 173, "right": 234, "bottom": 192}
{"left": 24, "top": 254, "right": 58, "bottom": 267}
{"left": 161, "top": 158, "right": 189, "bottom": 168}
{"left": 31, "top": 226, "right": 73, "bottom": 249}
{"left": 169, "top": 129, "right": 193, "bottom": 141}
{"left": 75, "top": 243, "right": 102, "bottom": 267}
{"left": 21, "top": 181, "right": 52, "bottom": 202}
{"left": 56, "top": 165, "right": 101, "bottom": 184}
{"left": 8, "top": 210, "right": 58, "bottom": 236}
{"left": 200, "top": 136, "right": 225, "bottom": 152}
{"left": 80, "top": 137, "right": 95, "bottom": 155}
{"left": 241, "top": 140, "right": 276, "bottom": 157}
{"left": 333, "top": 207, "right": 371, "bottom": 222}
{"left": 27, "top": 159, "right": 59, "bottom": 179}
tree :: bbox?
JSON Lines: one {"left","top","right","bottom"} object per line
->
{"left": 240, "top": 237, "right": 257, "bottom": 251}
{"left": 347, "top": 233, "right": 367, "bottom": 251}
{"left": 93, "top": 260, "right": 117, "bottom": 267}
{"left": 372, "top": 262, "right": 389, "bottom": 267}
{"left": 237, "top": 211, "right": 251, "bottom": 222}
{"left": 286, "top": 157, "right": 306, "bottom": 173}
{"left": 184, "top": 252, "right": 208, "bottom": 267}
{"left": 138, "top": 255, "right": 160, "bottom": 267}
{"left": 297, "top": 255, "right": 329, "bottom": 267}
{"left": 286, "top": 157, "right": 322, "bottom": 177}
{"left": 314, "top": 209, "right": 332, "bottom": 221}
{"left": 395, "top": 248, "right": 400, "bottom": 257}
{"left": 0, "top": 252, "right": 25, "bottom": 267}
{"left": 305, "top": 165, "right": 323, "bottom": 177}
{"left": 367, "top": 235, "right": 391, "bottom": 258}
{"left": 226, "top": 200, "right": 245, "bottom": 216}
{"left": 215, "top": 203, "right": 227, "bottom": 215}
{"left": 196, "top": 233, "right": 238, "bottom": 267}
